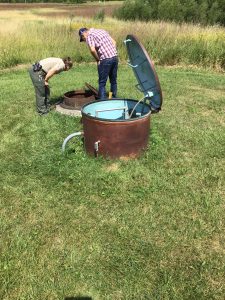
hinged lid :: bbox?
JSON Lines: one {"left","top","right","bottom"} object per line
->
{"left": 124, "top": 34, "right": 163, "bottom": 112}
{"left": 85, "top": 82, "right": 98, "bottom": 97}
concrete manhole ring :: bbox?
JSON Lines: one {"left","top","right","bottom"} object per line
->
{"left": 55, "top": 104, "right": 81, "bottom": 117}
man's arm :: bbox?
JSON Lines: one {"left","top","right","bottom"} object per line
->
{"left": 44, "top": 68, "right": 58, "bottom": 86}
{"left": 89, "top": 46, "right": 100, "bottom": 63}
{"left": 111, "top": 38, "right": 116, "bottom": 47}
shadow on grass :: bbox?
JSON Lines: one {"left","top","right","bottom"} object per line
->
{"left": 49, "top": 95, "right": 63, "bottom": 105}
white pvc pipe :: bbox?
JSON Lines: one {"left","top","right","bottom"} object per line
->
{"left": 62, "top": 132, "right": 83, "bottom": 152}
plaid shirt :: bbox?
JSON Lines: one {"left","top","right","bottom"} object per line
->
{"left": 86, "top": 28, "right": 117, "bottom": 60}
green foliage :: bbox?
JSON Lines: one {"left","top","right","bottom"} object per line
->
{"left": 114, "top": 0, "right": 225, "bottom": 26}
{"left": 114, "top": 0, "right": 151, "bottom": 21}
{"left": 183, "top": 0, "right": 202, "bottom": 23}
{"left": 158, "top": 0, "right": 183, "bottom": 22}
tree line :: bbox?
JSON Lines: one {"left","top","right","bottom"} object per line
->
{"left": 114, "top": 0, "right": 225, "bottom": 26}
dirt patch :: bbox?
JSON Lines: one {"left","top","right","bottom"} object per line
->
{"left": 211, "top": 236, "right": 225, "bottom": 255}
{"left": 105, "top": 163, "right": 120, "bottom": 172}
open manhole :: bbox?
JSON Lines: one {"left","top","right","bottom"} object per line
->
{"left": 60, "top": 82, "right": 98, "bottom": 110}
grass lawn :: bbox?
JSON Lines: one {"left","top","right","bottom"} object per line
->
{"left": 0, "top": 64, "right": 225, "bottom": 299}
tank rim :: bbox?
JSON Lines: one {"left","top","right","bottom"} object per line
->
{"left": 81, "top": 98, "right": 152, "bottom": 122}
{"left": 64, "top": 89, "right": 96, "bottom": 98}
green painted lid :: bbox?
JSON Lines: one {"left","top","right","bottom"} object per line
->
{"left": 124, "top": 34, "right": 163, "bottom": 112}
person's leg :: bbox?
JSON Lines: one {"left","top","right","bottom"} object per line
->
{"left": 34, "top": 78, "right": 50, "bottom": 115}
{"left": 98, "top": 59, "right": 112, "bottom": 100}
{"left": 45, "top": 85, "right": 51, "bottom": 108}
{"left": 29, "top": 69, "right": 49, "bottom": 115}
{"left": 109, "top": 57, "right": 118, "bottom": 98}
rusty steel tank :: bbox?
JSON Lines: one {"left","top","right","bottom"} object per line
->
{"left": 60, "top": 83, "right": 98, "bottom": 110}
{"left": 81, "top": 99, "right": 151, "bottom": 158}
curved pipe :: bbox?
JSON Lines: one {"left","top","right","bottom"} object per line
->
{"left": 129, "top": 96, "right": 145, "bottom": 119}
{"left": 62, "top": 132, "right": 83, "bottom": 152}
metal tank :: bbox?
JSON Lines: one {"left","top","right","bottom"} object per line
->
{"left": 62, "top": 34, "right": 163, "bottom": 159}
{"left": 81, "top": 99, "right": 151, "bottom": 158}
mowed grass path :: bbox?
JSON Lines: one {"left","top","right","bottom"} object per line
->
{"left": 0, "top": 64, "right": 225, "bottom": 299}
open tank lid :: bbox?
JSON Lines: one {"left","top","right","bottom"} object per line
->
{"left": 124, "top": 34, "right": 163, "bottom": 112}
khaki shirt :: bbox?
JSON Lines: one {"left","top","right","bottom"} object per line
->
{"left": 39, "top": 57, "right": 65, "bottom": 73}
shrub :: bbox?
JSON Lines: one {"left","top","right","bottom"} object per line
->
{"left": 113, "top": 0, "right": 151, "bottom": 21}
{"left": 114, "top": 0, "right": 225, "bottom": 26}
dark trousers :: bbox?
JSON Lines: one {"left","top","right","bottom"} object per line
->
{"left": 97, "top": 56, "right": 118, "bottom": 99}
{"left": 29, "top": 67, "right": 50, "bottom": 115}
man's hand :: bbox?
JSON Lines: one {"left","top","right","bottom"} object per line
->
{"left": 45, "top": 68, "right": 58, "bottom": 86}
{"left": 89, "top": 46, "right": 100, "bottom": 63}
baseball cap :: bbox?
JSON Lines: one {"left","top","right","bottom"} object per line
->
{"left": 79, "top": 28, "right": 88, "bottom": 42}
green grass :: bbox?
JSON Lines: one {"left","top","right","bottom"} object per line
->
{"left": 0, "top": 64, "right": 225, "bottom": 299}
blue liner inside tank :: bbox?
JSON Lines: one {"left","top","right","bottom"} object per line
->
{"left": 82, "top": 99, "right": 150, "bottom": 121}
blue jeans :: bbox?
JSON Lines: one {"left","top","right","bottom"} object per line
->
{"left": 98, "top": 56, "right": 118, "bottom": 99}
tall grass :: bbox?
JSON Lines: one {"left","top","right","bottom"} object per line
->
{"left": 0, "top": 14, "right": 224, "bottom": 70}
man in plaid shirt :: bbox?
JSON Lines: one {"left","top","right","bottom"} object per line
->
{"left": 79, "top": 27, "right": 118, "bottom": 99}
